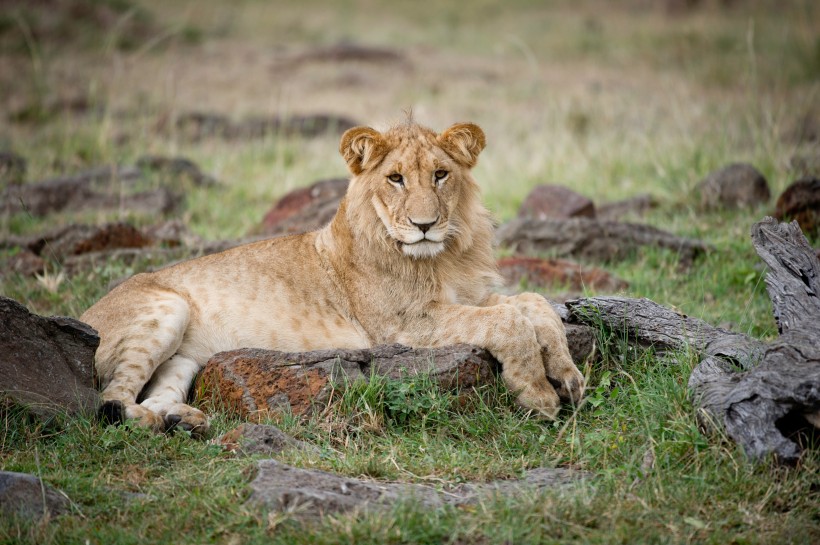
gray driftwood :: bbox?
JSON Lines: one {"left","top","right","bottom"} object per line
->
{"left": 496, "top": 218, "right": 710, "bottom": 267}
{"left": 688, "top": 218, "right": 820, "bottom": 463}
{"left": 565, "top": 218, "right": 820, "bottom": 463}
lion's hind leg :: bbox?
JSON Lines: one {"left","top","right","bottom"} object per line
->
{"left": 93, "top": 291, "right": 191, "bottom": 434}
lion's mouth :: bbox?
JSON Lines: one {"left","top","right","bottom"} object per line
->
{"left": 400, "top": 239, "right": 445, "bottom": 258}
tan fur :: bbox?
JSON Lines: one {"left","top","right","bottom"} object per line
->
{"left": 82, "top": 120, "right": 584, "bottom": 436}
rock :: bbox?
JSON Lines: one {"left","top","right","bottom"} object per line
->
{"left": 247, "top": 459, "right": 588, "bottom": 519}
{"left": 196, "top": 344, "right": 498, "bottom": 418}
{"left": 217, "top": 423, "right": 318, "bottom": 456}
{"left": 135, "top": 155, "right": 219, "bottom": 187}
{"left": 35, "top": 222, "right": 153, "bottom": 262}
{"left": 171, "top": 112, "right": 358, "bottom": 142}
{"left": 496, "top": 218, "right": 710, "bottom": 267}
{"left": 497, "top": 256, "right": 628, "bottom": 292}
{"left": 199, "top": 338, "right": 595, "bottom": 419}
{"left": 141, "top": 219, "right": 203, "bottom": 248}
{"left": 0, "top": 165, "right": 183, "bottom": 217}
{"left": 596, "top": 194, "right": 658, "bottom": 221}
{"left": 0, "top": 151, "right": 26, "bottom": 187}
{"left": 0, "top": 296, "right": 99, "bottom": 416}
{"left": 789, "top": 153, "right": 820, "bottom": 177}
{"left": 0, "top": 471, "right": 70, "bottom": 520}
{"left": 564, "top": 323, "right": 597, "bottom": 364}
{"left": 286, "top": 43, "right": 409, "bottom": 66}
{"left": 0, "top": 248, "right": 46, "bottom": 277}
{"left": 256, "top": 178, "right": 348, "bottom": 236}
{"left": 774, "top": 177, "right": 820, "bottom": 237}
{"left": 518, "top": 185, "right": 595, "bottom": 220}
{"left": 696, "top": 163, "right": 770, "bottom": 210}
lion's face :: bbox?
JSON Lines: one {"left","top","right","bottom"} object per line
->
{"left": 340, "top": 121, "right": 486, "bottom": 259}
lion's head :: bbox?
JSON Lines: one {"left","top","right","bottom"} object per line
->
{"left": 339, "top": 120, "right": 488, "bottom": 260}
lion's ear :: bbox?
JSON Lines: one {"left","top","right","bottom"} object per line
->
{"left": 438, "top": 123, "right": 486, "bottom": 168}
{"left": 340, "top": 127, "right": 387, "bottom": 175}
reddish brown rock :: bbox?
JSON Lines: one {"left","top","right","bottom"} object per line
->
{"left": 35, "top": 222, "right": 152, "bottom": 261}
{"left": 197, "top": 345, "right": 499, "bottom": 418}
{"left": 256, "top": 178, "right": 348, "bottom": 236}
{"left": 518, "top": 185, "right": 595, "bottom": 220}
{"left": 696, "top": 163, "right": 770, "bottom": 210}
{"left": 498, "top": 256, "right": 628, "bottom": 293}
{"left": 774, "top": 177, "right": 820, "bottom": 237}
{"left": 197, "top": 339, "right": 597, "bottom": 419}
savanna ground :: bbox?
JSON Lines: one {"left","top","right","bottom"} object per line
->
{"left": 1, "top": 0, "right": 819, "bottom": 543}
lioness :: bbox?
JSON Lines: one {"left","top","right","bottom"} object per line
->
{"left": 82, "top": 120, "right": 585, "bottom": 436}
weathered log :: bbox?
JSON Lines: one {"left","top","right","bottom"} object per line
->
{"left": 566, "top": 219, "right": 820, "bottom": 463}
{"left": 688, "top": 218, "right": 820, "bottom": 463}
{"left": 565, "top": 296, "right": 765, "bottom": 368}
{"left": 496, "top": 218, "right": 710, "bottom": 267}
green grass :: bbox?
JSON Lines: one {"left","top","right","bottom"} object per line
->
{"left": 2, "top": 0, "right": 819, "bottom": 543}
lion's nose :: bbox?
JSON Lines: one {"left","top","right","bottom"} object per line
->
{"left": 410, "top": 218, "right": 438, "bottom": 233}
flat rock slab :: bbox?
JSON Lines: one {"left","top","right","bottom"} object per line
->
{"left": 0, "top": 296, "right": 99, "bottom": 416}
{"left": 497, "top": 218, "right": 710, "bottom": 267}
{"left": 248, "top": 459, "right": 588, "bottom": 519}
{"left": 0, "top": 471, "right": 70, "bottom": 520}
{"left": 217, "top": 423, "right": 319, "bottom": 456}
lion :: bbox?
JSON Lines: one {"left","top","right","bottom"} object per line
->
{"left": 81, "top": 120, "right": 585, "bottom": 437}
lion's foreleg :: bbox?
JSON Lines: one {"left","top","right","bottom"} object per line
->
{"left": 411, "top": 304, "right": 561, "bottom": 418}
{"left": 482, "top": 293, "right": 585, "bottom": 405}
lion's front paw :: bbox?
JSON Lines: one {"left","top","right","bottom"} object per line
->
{"left": 515, "top": 383, "right": 561, "bottom": 420}
{"left": 544, "top": 350, "right": 585, "bottom": 405}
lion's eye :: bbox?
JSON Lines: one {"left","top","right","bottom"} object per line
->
{"left": 387, "top": 173, "right": 404, "bottom": 185}
{"left": 434, "top": 170, "right": 449, "bottom": 181}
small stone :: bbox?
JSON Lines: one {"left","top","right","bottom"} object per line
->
{"left": 518, "top": 184, "right": 595, "bottom": 220}
{"left": 774, "top": 176, "right": 820, "bottom": 237}
{"left": 697, "top": 163, "right": 770, "bottom": 210}
{"left": 217, "top": 423, "right": 318, "bottom": 456}
{"left": 0, "top": 471, "right": 70, "bottom": 520}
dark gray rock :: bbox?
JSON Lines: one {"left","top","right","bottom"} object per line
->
{"left": 697, "top": 163, "right": 770, "bottom": 210}
{"left": 0, "top": 471, "right": 70, "bottom": 519}
{"left": 218, "top": 423, "right": 318, "bottom": 456}
{"left": 0, "top": 296, "right": 99, "bottom": 416}
{"left": 247, "top": 459, "right": 588, "bottom": 519}
{"left": 0, "top": 165, "right": 183, "bottom": 217}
